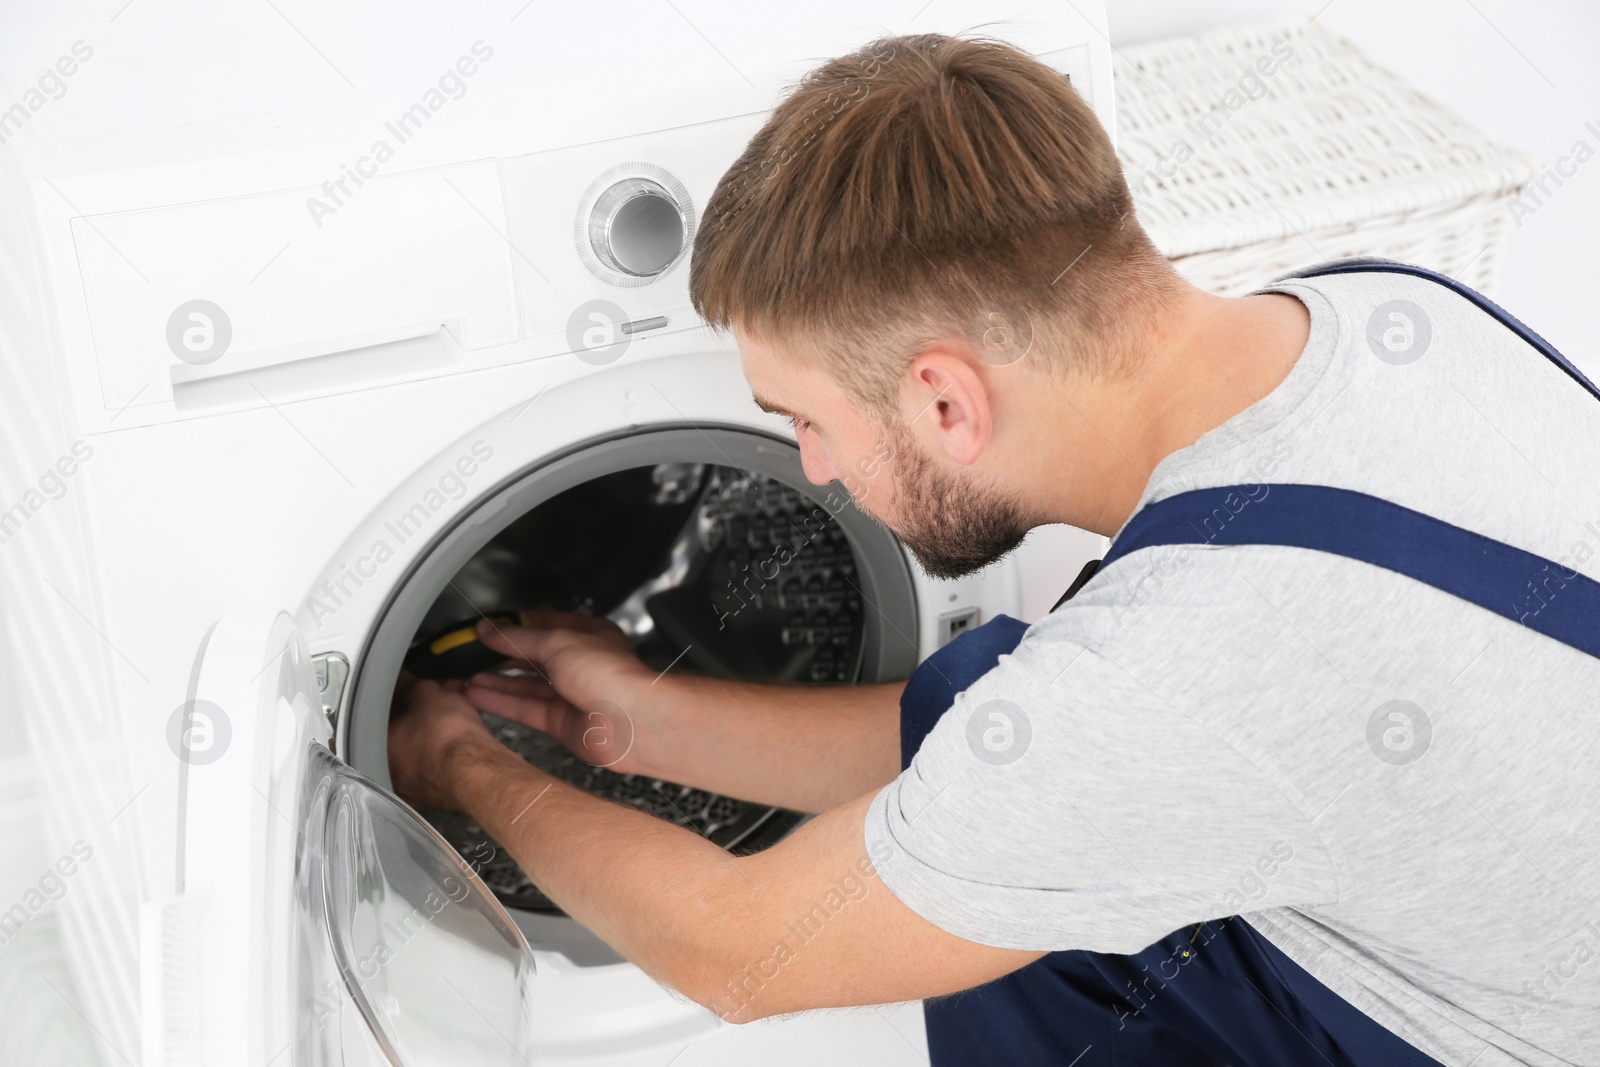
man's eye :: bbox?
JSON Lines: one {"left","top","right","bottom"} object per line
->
{"left": 789, "top": 416, "right": 811, "bottom": 433}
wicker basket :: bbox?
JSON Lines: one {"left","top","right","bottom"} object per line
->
{"left": 1113, "top": 19, "right": 1537, "bottom": 296}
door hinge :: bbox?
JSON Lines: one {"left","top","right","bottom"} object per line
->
{"left": 312, "top": 652, "right": 349, "bottom": 753}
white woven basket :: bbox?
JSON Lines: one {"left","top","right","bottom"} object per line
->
{"left": 1114, "top": 19, "right": 1537, "bottom": 296}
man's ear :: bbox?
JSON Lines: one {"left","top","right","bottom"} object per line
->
{"left": 901, "top": 346, "right": 992, "bottom": 467}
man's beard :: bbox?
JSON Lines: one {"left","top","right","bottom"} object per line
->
{"left": 877, "top": 423, "right": 1032, "bottom": 580}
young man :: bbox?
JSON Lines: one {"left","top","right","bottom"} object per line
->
{"left": 388, "top": 34, "right": 1600, "bottom": 1066}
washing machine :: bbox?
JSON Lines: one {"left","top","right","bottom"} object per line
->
{"left": 0, "top": 3, "right": 1113, "bottom": 1064}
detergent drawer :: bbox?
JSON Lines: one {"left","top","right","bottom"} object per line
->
{"left": 71, "top": 159, "right": 519, "bottom": 420}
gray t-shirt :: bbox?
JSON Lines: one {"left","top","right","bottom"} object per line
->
{"left": 866, "top": 268, "right": 1600, "bottom": 1066}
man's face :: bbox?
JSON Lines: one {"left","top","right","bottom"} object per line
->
{"left": 738, "top": 328, "right": 1029, "bottom": 580}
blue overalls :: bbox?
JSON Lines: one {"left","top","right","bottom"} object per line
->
{"left": 898, "top": 261, "right": 1600, "bottom": 1066}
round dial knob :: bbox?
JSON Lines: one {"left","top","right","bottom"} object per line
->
{"left": 588, "top": 178, "right": 687, "bottom": 279}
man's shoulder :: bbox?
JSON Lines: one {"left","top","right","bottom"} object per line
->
{"left": 1265, "top": 261, "right": 1535, "bottom": 356}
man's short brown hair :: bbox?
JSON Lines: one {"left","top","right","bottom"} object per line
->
{"left": 689, "top": 33, "right": 1175, "bottom": 415}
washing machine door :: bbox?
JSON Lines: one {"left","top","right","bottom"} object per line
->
{"left": 295, "top": 740, "right": 538, "bottom": 1067}
{"left": 180, "top": 610, "right": 535, "bottom": 1066}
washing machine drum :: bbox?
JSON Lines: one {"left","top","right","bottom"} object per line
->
{"left": 403, "top": 458, "right": 892, "bottom": 913}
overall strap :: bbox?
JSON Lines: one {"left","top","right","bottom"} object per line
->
{"left": 1099, "top": 483, "right": 1600, "bottom": 662}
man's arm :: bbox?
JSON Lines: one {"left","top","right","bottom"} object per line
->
{"left": 463, "top": 615, "right": 905, "bottom": 813}
{"left": 389, "top": 683, "right": 1042, "bottom": 1021}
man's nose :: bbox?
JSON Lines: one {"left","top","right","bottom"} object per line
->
{"left": 797, "top": 431, "right": 838, "bottom": 486}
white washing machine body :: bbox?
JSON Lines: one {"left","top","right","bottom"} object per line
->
{"left": 0, "top": 3, "right": 1113, "bottom": 1063}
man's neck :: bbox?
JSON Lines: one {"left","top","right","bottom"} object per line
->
{"left": 1019, "top": 281, "right": 1311, "bottom": 537}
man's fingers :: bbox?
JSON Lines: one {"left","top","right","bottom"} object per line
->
{"left": 464, "top": 683, "right": 567, "bottom": 733}
{"left": 468, "top": 672, "right": 555, "bottom": 699}
{"left": 477, "top": 619, "right": 557, "bottom": 661}
{"left": 392, "top": 675, "right": 439, "bottom": 716}
{"left": 509, "top": 608, "right": 629, "bottom": 647}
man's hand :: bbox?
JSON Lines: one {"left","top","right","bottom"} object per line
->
{"left": 387, "top": 675, "right": 502, "bottom": 811}
{"left": 455, "top": 608, "right": 906, "bottom": 813}
{"left": 463, "top": 610, "right": 655, "bottom": 774}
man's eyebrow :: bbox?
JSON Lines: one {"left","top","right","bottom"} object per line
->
{"left": 751, "top": 393, "right": 797, "bottom": 418}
